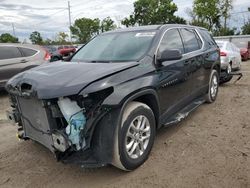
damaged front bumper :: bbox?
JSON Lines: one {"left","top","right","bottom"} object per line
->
{"left": 6, "top": 87, "right": 115, "bottom": 168}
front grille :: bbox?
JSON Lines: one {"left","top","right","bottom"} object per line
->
{"left": 17, "top": 97, "right": 55, "bottom": 152}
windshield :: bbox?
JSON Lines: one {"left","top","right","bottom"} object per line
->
{"left": 71, "top": 31, "right": 156, "bottom": 62}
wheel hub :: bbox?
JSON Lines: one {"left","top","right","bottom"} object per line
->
{"left": 125, "top": 115, "right": 151, "bottom": 159}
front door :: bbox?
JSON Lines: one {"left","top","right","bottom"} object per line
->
{"left": 156, "top": 28, "right": 193, "bottom": 121}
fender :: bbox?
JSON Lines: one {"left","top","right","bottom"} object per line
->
{"left": 91, "top": 88, "right": 160, "bottom": 165}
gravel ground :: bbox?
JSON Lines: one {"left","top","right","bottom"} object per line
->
{"left": 0, "top": 61, "right": 250, "bottom": 188}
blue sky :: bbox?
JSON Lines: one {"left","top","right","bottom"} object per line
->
{"left": 0, "top": 0, "right": 249, "bottom": 42}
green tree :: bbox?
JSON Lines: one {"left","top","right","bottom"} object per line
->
{"left": 101, "top": 17, "right": 116, "bottom": 32}
{"left": 188, "top": 0, "right": 235, "bottom": 35}
{"left": 220, "top": 0, "right": 233, "bottom": 29}
{"left": 29, "top": 31, "right": 43, "bottom": 44}
{"left": 214, "top": 27, "right": 236, "bottom": 36}
{"left": 121, "top": 0, "right": 186, "bottom": 27}
{"left": 192, "top": 0, "right": 221, "bottom": 31}
{"left": 0, "top": 33, "right": 18, "bottom": 43}
{"left": 43, "top": 38, "right": 53, "bottom": 45}
{"left": 242, "top": 20, "right": 250, "bottom": 35}
{"left": 56, "top": 32, "right": 69, "bottom": 44}
{"left": 70, "top": 18, "right": 100, "bottom": 43}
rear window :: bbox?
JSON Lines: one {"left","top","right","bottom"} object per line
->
{"left": 181, "top": 28, "right": 201, "bottom": 53}
{"left": 19, "top": 47, "right": 37, "bottom": 57}
{"left": 0, "top": 46, "right": 22, "bottom": 60}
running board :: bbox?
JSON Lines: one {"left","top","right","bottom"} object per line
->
{"left": 163, "top": 98, "right": 205, "bottom": 127}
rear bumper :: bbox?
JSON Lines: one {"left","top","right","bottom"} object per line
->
{"left": 220, "top": 57, "right": 229, "bottom": 70}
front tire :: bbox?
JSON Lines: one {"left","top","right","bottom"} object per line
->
{"left": 113, "top": 102, "right": 156, "bottom": 171}
{"left": 205, "top": 69, "right": 219, "bottom": 103}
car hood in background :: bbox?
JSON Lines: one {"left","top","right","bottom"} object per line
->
{"left": 6, "top": 61, "right": 139, "bottom": 99}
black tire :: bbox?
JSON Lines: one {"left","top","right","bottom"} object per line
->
{"left": 220, "top": 75, "right": 233, "bottom": 84}
{"left": 51, "top": 56, "right": 60, "bottom": 62}
{"left": 205, "top": 69, "right": 219, "bottom": 103}
{"left": 113, "top": 102, "right": 156, "bottom": 171}
{"left": 220, "top": 63, "right": 233, "bottom": 84}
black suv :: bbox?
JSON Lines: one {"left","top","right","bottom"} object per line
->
{"left": 6, "top": 24, "right": 220, "bottom": 171}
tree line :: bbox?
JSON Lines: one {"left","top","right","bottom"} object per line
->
{"left": 1, "top": 0, "right": 250, "bottom": 44}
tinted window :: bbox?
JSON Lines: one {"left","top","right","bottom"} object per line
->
{"left": 181, "top": 28, "right": 200, "bottom": 53}
{"left": 159, "top": 29, "right": 184, "bottom": 53}
{"left": 19, "top": 47, "right": 37, "bottom": 57}
{"left": 0, "top": 46, "right": 22, "bottom": 60}
{"left": 199, "top": 29, "right": 217, "bottom": 46}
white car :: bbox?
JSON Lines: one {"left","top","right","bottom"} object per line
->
{"left": 216, "top": 40, "right": 241, "bottom": 74}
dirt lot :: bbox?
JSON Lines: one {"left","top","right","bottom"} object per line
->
{"left": 0, "top": 61, "right": 250, "bottom": 188}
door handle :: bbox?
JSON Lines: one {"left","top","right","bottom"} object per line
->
{"left": 20, "top": 59, "right": 28, "bottom": 63}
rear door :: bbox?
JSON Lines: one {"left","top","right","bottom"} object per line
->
{"left": 0, "top": 46, "right": 23, "bottom": 86}
{"left": 179, "top": 28, "right": 206, "bottom": 99}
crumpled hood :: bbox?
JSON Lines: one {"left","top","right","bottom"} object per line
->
{"left": 6, "top": 61, "right": 139, "bottom": 99}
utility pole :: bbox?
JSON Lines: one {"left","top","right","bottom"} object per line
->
{"left": 12, "top": 23, "right": 16, "bottom": 37}
{"left": 68, "top": 1, "right": 72, "bottom": 43}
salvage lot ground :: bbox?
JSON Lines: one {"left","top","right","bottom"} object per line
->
{"left": 0, "top": 61, "right": 250, "bottom": 188}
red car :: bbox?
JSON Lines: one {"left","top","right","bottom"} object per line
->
{"left": 235, "top": 41, "right": 250, "bottom": 61}
{"left": 240, "top": 48, "right": 249, "bottom": 61}
{"left": 58, "top": 45, "right": 76, "bottom": 57}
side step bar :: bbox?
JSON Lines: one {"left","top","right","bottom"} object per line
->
{"left": 163, "top": 98, "right": 205, "bottom": 127}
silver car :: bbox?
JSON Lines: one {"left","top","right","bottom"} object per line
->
{"left": 0, "top": 43, "right": 50, "bottom": 89}
{"left": 216, "top": 40, "right": 241, "bottom": 74}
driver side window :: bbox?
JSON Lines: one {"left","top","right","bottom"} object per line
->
{"left": 159, "top": 29, "right": 184, "bottom": 54}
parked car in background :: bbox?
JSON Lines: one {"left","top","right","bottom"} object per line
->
{"left": 58, "top": 45, "right": 76, "bottom": 57}
{"left": 43, "top": 46, "right": 62, "bottom": 62}
{"left": 6, "top": 25, "right": 220, "bottom": 171}
{"left": 240, "top": 41, "right": 250, "bottom": 61}
{"left": 234, "top": 41, "right": 250, "bottom": 61}
{"left": 0, "top": 43, "right": 49, "bottom": 89}
{"left": 216, "top": 40, "right": 241, "bottom": 83}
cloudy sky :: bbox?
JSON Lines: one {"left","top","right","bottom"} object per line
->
{"left": 0, "top": 0, "right": 250, "bottom": 42}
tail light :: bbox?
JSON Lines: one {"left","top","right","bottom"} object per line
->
{"left": 44, "top": 50, "right": 51, "bottom": 61}
{"left": 220, "top": 51, "right": 227, "bottom": 56}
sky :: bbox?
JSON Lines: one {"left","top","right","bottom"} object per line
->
{"left": 0, "top": 0, "right": 250, "bottom": 42}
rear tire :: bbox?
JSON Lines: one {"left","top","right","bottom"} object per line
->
{"left": 220, "top": 63, "right": 233, "bottom": 84}
{"left": 113, "top": 102, "right": 156, "bottom": 171}
{"left": 205, "top": 69, "right": 219, "bottom": 103}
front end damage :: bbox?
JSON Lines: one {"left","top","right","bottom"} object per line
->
{"left": 6, "top": 84, "right": 117, "bottom": 167}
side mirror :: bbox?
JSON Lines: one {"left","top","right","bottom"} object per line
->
{"left": 156, "top": 49, "right": 182, "bottom": 65}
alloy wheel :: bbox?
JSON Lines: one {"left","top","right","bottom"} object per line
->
{"left": 125, "top": 115, "right": 151, "bottom": 159}
{"left": 210, "top": 75, "right": 218, "bottom": 98}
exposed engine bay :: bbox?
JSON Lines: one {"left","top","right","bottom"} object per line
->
{"left": 7, "top": 87, "right": 113, "bottom": 161}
